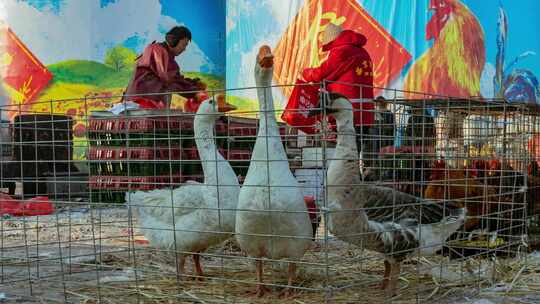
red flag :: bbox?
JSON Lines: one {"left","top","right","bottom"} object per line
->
{"left": 1, "top": 26, "right": 53, "bottom": 117}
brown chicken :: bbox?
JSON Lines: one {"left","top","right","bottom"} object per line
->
{"left": 469, "top": 159, "right": 489, "bottom": 178}
{"left": 485, "top": 159, "right": 525, "bottom": 198}
{"left": 481, "top": 159, "right": 538, "bottom": 236}
{"left": 424, "top": 160, "right": 496, "bottom": 230}
{"left": 487, "top": 160, "right": 540, "bottom": 218}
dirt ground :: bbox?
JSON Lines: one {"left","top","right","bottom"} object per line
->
{"left": 1, "top": 207, "right": 539, "bottom": 303}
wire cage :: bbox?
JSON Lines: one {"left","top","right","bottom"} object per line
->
{"left": 0, "top": 82, "right": 538, "bottom": 304}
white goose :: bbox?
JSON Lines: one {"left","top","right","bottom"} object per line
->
{"left": 313, "top": 94, "right": 466, "bottom": 296}
{"left": 126, "top": 96, "right": 239, "bottom": 279}
{"left": 235, "top": 45, "right": 312, "bottom": 297}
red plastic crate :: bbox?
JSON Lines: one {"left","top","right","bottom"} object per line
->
{"left": 89, "top": 146, "right": 252, "bottom": 161}
{"left": 215, "top": 121, "right": 228, "bottom": 134}
{"left": 89, "top": 114, "right": 288, "bottom": 136}
{"left": 88, "top": 147, "right": 117, "bottom": 160}
{"left": 88, "top": 114, "right": 195, "bottom": 134}
{"left": 89, "top": 176, "right": 121, "bottom": 190}
{"left": 183, "top": 147, "right": 227, "bottom": 160}
{"left": 227, "top": 149, "right": 252, "bottom": 160}
{"left": 88, "top": 146, "right": 185, "bottom": 160}
{"left": 154, "top": 147, "right": 184, "bottom": 159}
{"left": 123, "top": 176, "right": 155, "bottom": 191}
{"left": 90, "top": 175, "right": 185, "bottom": 191}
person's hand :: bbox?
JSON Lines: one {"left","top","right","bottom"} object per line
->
{"left": 195, "top": 79, "right": 207, "bottom": 90}
{"left": 300, "top": 69, "right": 312, "bottom": 83}
{"left": 197, "top": 81, "right": 207, "bottom": 90}
{"left": 195, "top": 91, "right": 209, "bottom": 102}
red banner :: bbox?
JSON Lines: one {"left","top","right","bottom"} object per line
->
{"left": 274, "top": 0, "right": 411, "bottom": 97}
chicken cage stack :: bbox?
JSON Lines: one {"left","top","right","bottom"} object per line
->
{"left": 522, "top": 112, "right": 540, "bottom": 240}
{"left": 11, "top": 114, "right": 75, "bottom": 198}
{"left": 363, "top": 102, "right": 437, "bottom": 197}
{"left": 382, "top": 98, "right": 534, "bottom": 257}
{"left": 87, "top": 109, "right": 293, "bottom": 204}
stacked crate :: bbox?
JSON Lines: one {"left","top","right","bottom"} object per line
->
{"left": 87, "top": 110, "right": 189, "bottom": 204}
{"left": 87, "top": 110, "right": 293, "bottom": 204}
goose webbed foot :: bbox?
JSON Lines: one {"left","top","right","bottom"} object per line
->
{"left": 247, "top": 259, "right": 271, "bottom": 298}
{"left": 379, "top": 260, "right": 391, "bottom": 290}
{"left": 384, "top": 261, "right": 401, "bottom": 297}
{"left": 191, "top": 253, "right": 205, "bottom": 281}
{"left": 247, "top": 284, "right": 271, "bottom": 298}
{"left": 279, "top": 262, "right": 298, "bottom": 299}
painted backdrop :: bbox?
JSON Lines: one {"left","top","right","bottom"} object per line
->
{"left": 0, "top": 0, "right": 226, "bottom": 120}
{"left": 1, "top": 0, "right": 540, "bottom": 116}
{"left": 227, "top": 0, "right": 540, "bottom": 109}
{"left": 0, "top": 0, "right": 225, "bottom": 161}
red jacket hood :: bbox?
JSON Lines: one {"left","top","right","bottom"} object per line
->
{"left": 322, "top": 30, "right": 367, "bottom": 52}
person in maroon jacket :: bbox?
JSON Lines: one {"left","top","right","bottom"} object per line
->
{"left": 302, "top": 23, "right": 376, "bottom": 164}
{"left": 125, "top": 26, "right": 206, "bottom": 107}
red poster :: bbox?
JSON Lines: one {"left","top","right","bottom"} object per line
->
{"left": 274, "top": 0, "right": 411, "bottom": 96}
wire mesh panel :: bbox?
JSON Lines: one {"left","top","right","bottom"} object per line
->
{"left": 0, "top": 83, "right": 538, "bottom": 303}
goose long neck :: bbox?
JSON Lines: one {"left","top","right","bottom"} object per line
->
{"left": 194, "top": 116, "right": 222, "bottom": 186}
{"left": 256, "top": 77, "right": 279, "bottom": 136}
{"left": 329, "top": 111, "right": 361, "bottom": 182}
{"left": 327, "top": 110, "right": 371, "bottom": 239}
{"left": 335, "top": 113, "right": 358, "bottom": 152}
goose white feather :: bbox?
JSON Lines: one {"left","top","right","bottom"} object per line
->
{"left": 126, "top": 97, "right": 240, "bottom": 278}
{"left": 235, "top": 45, "right": 312, "bottom": 297}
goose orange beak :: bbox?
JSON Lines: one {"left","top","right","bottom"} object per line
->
{"left": 258, "top": 45, "right": 274, "bottom": 68}
{"left": 216, "top": 94, "right": 237, "bottom": 112}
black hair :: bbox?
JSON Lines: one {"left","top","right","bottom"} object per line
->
{"left": 375, "top": 96, "right": 388, "bottom": 107}
{"left": 165, "top": 26, "right": 192, "bottom": 47}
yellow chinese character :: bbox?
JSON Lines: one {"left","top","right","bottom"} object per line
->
{"left": 19, "top": 75, "right": 33, "bottom": 97}
{"left": 307, "top": 7, "right": 346, "bottom": 68}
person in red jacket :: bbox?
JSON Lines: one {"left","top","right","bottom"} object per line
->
{"left": 125, "top": 26, "right": 206, "bottom": 107}
{"left": 302, "top": 23, "right": 375, "bottom": 162}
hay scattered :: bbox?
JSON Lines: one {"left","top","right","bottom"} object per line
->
{"left": 3, "top": 208, "right": 539, "bottom": 303}
{"left": 62, "top": 241, "right": 540, "bottom": 304}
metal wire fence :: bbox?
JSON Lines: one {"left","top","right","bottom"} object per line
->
{"left": 0, "top": 82, "right": 537, "bottom": 303}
